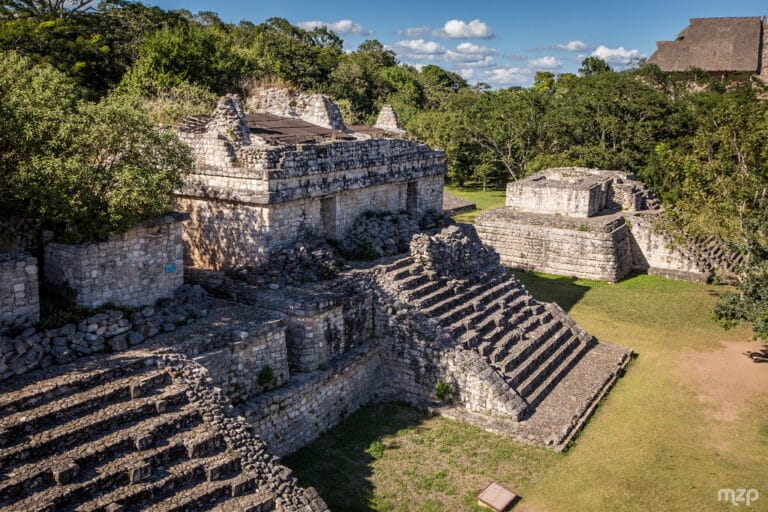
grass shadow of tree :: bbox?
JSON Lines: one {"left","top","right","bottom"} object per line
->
{"left": 510, "top": 270, "right": 592, "bottom": 313}
{"left": 282, "top": 402, "right": 429, "bottom": 512}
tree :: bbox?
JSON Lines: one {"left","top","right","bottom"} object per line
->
{"left": 713, "top": 198, "right": 768, "bottom": 342}
{"left": 462, "top": 88, "right": 547, "bottom": 183}
{"left": 579, "top": 56, "right": 612, "bottom": 76}
{"left": 1, "top": 51, "right": 192, "bottom": 241}
{"left": 0, "top": 0, "right": 92, "bottom": 20}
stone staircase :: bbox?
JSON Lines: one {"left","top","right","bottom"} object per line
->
{"left": 0, "top": 349, "right": 321, "bottom": 512}
{"left": 382, "top": 257, "right": 597, "bottom": 411}
{"left": 687, "top": 235, "right": 745, "bottom": 284}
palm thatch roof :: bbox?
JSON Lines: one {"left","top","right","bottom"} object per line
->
{"left": 648, "top": 17, "right": 764, "bottom": 73}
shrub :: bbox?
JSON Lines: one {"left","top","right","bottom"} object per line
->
{"left": 258, "top": 365, "right": 277, "bottom": 388}
{"left": 435, "top": 380, "right": 453, "bottom": 402}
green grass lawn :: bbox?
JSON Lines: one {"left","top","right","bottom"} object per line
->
{"left": 444, "top": 184, "right": 506, "bottom": 224}
{"left": 284, "top": 272, "right": 768, "bottom": 512}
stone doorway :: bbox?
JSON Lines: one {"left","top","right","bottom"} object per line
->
{"left": 406, "top": 181, "right": 419, "bottom": 215}
{"left": 320, "top": 196, "right": 338, "bottom": 238}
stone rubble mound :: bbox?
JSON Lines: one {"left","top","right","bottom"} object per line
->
{"left": 338, "top": 209, "right": 453, "bottom": 261}
{"left": 227, "top": 236, "right": 344, "bottom": 289}
{"left": 0, "top": 284, "right": 208, "bottom": 382}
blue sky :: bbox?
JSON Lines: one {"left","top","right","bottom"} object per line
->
{"left": 145, "top": 0, "right": 767, "bottom": 86}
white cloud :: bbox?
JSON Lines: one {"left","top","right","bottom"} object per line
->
{"left": 553, "top": 40, "right": 591, "bottom": 52}
{"left": 453, "top": 42, "right": 498, "bottom": 56}
{"left": 437, "top": 19, "right": 494, "bottom": 39}
{"left": 398, "top": 26, "right": 431, "bottom": 38}
{"left": 528, "top": 56, "right": 563, "bottom": 70}
{"left": 448, "top": 55, "right": 496, "bottom": 67}
{"left": 591, "top": 45, "right": 642, "bottom": 66}
{"left": 393, "top": 39, "right": 446, "bottom": 60}
{"left": 458, "top": 68, "right": 476, "bottom": 80}
{"left": 297, "top": 19, "right": 371, "bottom": 36}
{"left": 482, "top": 66, "right": 533, "bottom": 86}
{"left": 445, "top": 42, "right": 498, "bottom": 67}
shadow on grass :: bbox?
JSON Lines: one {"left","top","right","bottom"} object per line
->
{"left": 510, "top": 270, "right": 592, "bottom": 313}
{"left": 282, "top": 402, "right": 429, "bottom": 512}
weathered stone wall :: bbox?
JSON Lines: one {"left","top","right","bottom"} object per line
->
{"left": 246, "top": 283, "right": 377, "bottom": 373}
{"left": 180, "top": 139, "right": 446, "bottom": 205}
{"left": 239, "top": 343, "right": 385, "bottom": 456}
{"left": 476, "top": 210, "right": 633, "bottom": 282}
{"left": 190, "top": 318, "right": 290, "bottom": 404}
{"left": 628, "top": 213, "right": 710, "bottom": 282}
{"left": 379, "top": 312, "right": 526, "bottom": 420}
{"left": 180, "top": 175, "right": 444, "bottom": 269}
{"left": 44, "top": 216, "right": 186, "bottom": 308}
{"left": 0, "top": 253, "right": 39, "bottom": 329}
{"left": 506, "top": 178, "right": 604, "bottom": 218}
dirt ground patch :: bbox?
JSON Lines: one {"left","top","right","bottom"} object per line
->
{"left": 678, "top": 340, "right": 768, "bottom": 422}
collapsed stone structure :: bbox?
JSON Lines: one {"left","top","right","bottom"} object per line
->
{"left": 476, "top": 167, "right": 723, "bottom": 282}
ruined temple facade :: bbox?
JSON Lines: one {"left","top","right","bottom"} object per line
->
{"left": 175, "top": 92, "right": 445, "bottom": 270}
{"left": 476, "top": 168, "right": 710, "bottom": 282}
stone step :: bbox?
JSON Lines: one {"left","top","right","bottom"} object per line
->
{"left": 381, "top": 257, "right": 414, "bottom": 275}
{"left": 0, "top": 405, "right": 201, "bottom": 507}
{"left": 523, "top": 338, "right": 594, "bottom": 408}
{"left": 508, "top": 326, "right": 575, "bottom": 391}
{"left": 447, "top": 302, "right": 502, "bottom": 338}
{"left": 1, "top": 415, "right": 207, "bottom": 511}
{"left": 0, "top": 357, "right": 153, "bottom": 420}
{"left": 142, "top": 472, "right": 257, "bottom": 512}
{"left": 401, "top": 279, "right": 444, "bottom": 303}
{"left": 515, "top": 308, "right": 552, "bottom": 335}
{"left": 395, "top": 271, "right": 430, "bottom": 291}
{"left": 422, "top": 275, "right": 508, "bottom": 320}
{"left": 499, "top": 317, "right": 563, "bottom": 373}
{"left": 411, "top": 282, "right": 457, "bottom": 309}
{"left": 0, "top": 385, "right": 188, "bottom": 473}
{"left": 211, "top": 491, "right": 276, "bottom": 512}
{"left": 473, "top": 295, "right": 530, "bottom": 339}
{"left": 0, "top": 369, "right": 171, "bottom": 447}
{"left": 75, "top": 437, "right": 231, "bottom": 512}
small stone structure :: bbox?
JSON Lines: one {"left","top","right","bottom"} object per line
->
{"left": 476, "top": 168, "right": 710, "bottom": 282}
{"left": 374, "top": 104, "right": 407, "bottom": 135}
{"left": 44, "top": 214, "right": 187, "bottom": 308}
{"left": 176, "top": 92, "right": 446, "bottom": 270}
{"left": 0, "top": 253, "right": 39, "bottom": 329}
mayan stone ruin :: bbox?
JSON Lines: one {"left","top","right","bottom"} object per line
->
{"left": 1, "top": 91, "right": 636, "bottom": 511}
{"left": 475, "top": 167, "right": 742, "bottom": 283}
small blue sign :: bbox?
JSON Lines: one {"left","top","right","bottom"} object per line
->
{"left": 164, "top": 264, "right": 177, "bottom": 274}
